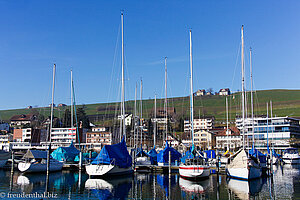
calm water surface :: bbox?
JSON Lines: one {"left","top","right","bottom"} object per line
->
{"left": 0, "top": 165, "right": 299, "bottom": 200}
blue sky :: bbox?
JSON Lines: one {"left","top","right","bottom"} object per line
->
{"left": 0, "top": 1, "right": 299, "bottom": 110}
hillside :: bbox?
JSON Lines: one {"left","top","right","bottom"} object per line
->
{"left": 1, "top": 89, "right": 300, "bottom": 124}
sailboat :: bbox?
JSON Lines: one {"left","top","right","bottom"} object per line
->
{"left": 226, "top": 26, "right": 261, "bottom": 180}
{"left": 179, "top": 30, "right": 210, "bottom": 180}
{"left": 86, "top": 12, "right": 133, "bottom": 176}
{"left": 135, "top": 79, "right": 152, "bottom": 172}
{"left": 157, "top": 57, "right": 182, "bottom": 167}
{"left": 18, "top": 65, "right": 63, "bottom": 173}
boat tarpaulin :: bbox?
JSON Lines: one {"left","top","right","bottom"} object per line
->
{"left": 136, "top": 147, "right": 149, "bottom": 157}
{"left": 51, "top": 143, "right": 80, "bottom": 162}
{"left": 74, "top": 152, "right": 98, "bottom": 162}
{"left": 157, "top": 142, "right": 181, "bottom": 164}
{"left": 148, "top": 148, "right": 158, "bottom": 165}
{"left": 91, "top": 139, "right": 132, "bottom": 168}
{"left": 180, "top": 148, "right": 195, "bottom": 164}
{"left": 249, "top": 148, "right": 266, "bottom": 163}
{"left": 23, "top": 150, "right": 48, "bottom": 159}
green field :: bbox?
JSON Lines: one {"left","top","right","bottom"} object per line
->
{"left": 1, "top": 89, "right": 300, "bottom": 124}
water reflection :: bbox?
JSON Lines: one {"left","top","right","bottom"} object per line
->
{"left": 0, "top": 165, "right": 298, "bottom": 199}
{"left": 85, "top": 176, "right": 132, "bottom": 200}
{"left": 227, "top": 178, "right": 264, "bottom": 199}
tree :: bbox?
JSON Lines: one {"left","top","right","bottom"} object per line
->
{"left": 147, "top": 118, "right": 153, "bottom": 136}
{"left": 176, "top": 117, "right": 184, "bottom": 132}
{"left": 207, "top": 88, "right": 214, "bottom": 94}
{"left": 76, "top": 107, "right": 90, "bottom": 129}
{"left": 62, "top": 109, "right": 71, "bottom": 128}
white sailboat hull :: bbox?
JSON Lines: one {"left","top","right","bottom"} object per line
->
{"left": 136, "top": 157, "right": 151, "bottom": 166}
{"left": 227, "top": 166, "right": 261, "bottom": 180}
{"left": 179, "top": 165, "right": 210, "bottom": 179}
{"left": 18, "top": 160, "right": 63, "bottom": 173}
{"left": 282, "top": 158, "right": 300, "bottom": 164}
{"left": 86, "top": 164, "right": 133, "bottom": 176}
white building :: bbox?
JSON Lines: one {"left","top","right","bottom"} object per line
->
{"left": 118, "top": 114, "right": 133, "bottom": 126}
{"left": 0, "top": 134, "right": 12, "bottom": 143}
{"left": 235, "top": 116, "right": 300, "bottom": 150}
{"left": 194, "top": 130, "right": 216, "bottom": 150}
{"left": 218, "top": 88, "right": 230, "bottom": 96}
{"left": 50, "top": 127, "right": 85, "bottom": 148}
{"left": 194, "top": 89, "right": 206, "bottom": 96}
{"left": 184, "top": 118, "right": 214, "bottom": 132}
{"left": 166, "top": 135, "right": 179, "bottom": 147}
{"left": 92, "top": 127, "right": 107, "bottom": 132}
{"left": 215, "top": 127, "right": 242, "bottom": 150}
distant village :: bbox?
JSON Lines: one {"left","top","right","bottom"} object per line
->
{"left": 0, "top": 87, "right": 299, "bottom": 152}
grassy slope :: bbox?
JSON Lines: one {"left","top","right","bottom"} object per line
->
{"left": 1, "top": 89, "right": 300, "bottom": 123}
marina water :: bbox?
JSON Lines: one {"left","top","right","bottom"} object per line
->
{"left": 0, "top": 165, "right": 299, "bottom": 199}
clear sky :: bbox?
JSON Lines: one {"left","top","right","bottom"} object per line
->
{"left": 0, "top": 0, "right": 299, "bottom": 110}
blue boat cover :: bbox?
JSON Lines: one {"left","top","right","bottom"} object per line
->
{"left": 148, "top": 148, "right": 158, "bottom": 165}
{"left": 204, "top": 150, "right": 216, "bottom": 159}
{"left": 136, "top": 147, "right": 149, "bottom": 157}
{"left": 74, "top": 152, "right": 98, "bottom": 162}
{"left": 180, "top": 146, "right": 205, "bottom": 163}
{"left": 157, "top": 142, "right": 181, "bottom": 164}
{"left": 23, "top": 150, "right": 49, "bottom": 159}
{"left": 91, "top": 139, "right": 132, "bottom": 168}
{"left": 180, "top": 148, "right": 195, "bottom": 163}
{"left": 249, "top": 148, "right": 266, "bottom": 163}
{"left": 51, "top": 143, "right": 80, "bottom": 162}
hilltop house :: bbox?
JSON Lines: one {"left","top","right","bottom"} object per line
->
{"left": 194, "top": 89, "right": 206, "bottom": 96}
{"left": 218, "top": 88, "right": 231, "bottom": 96}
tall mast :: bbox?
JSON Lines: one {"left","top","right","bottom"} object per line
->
{"left": 189, "top": 30, "right": 194, "bottom": 146}
{"left": 267, "top": 102, "right": 269, "bottom": 154}
{"left": 241, "top": 25, "right": 245, "bottom": 149}
{"left": 164, "top": 57, "right": 168, "bottom": 143}
{"left": 250, "top": 48, "right": 255, "bottom": 149}
{"left": 226, "top": 96, "right": 229, "bottom": 151}
{"left": 71, "top": 70, "right": 74, "bottom": 142}
{"left": 47, "top": 64, "right": 56, "bottom": 173}
{"left": 154, "top": 94, "right": 157, "bottom": 147}
{"left": 134, "top": 83, "right": 137, "bottom": 148}
{"left": 120, "top": 12, "right": 126, "bottom": 142}
{"left": 270, "top": 100, "right": 273, "bottom": 148}
{"left": 140, "top": 78, "right": 143, "bottom": 147}
{"left": 49, "top": 64, "right": 56, "bottom": 144}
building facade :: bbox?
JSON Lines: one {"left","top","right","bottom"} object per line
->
{"left": 50, "top": 128, "right": 85, "bottom": 148}
{"left": 215, "top": 127, "right": 242, "bottom": 151}
{"left": 193, "top": 130, "right": 216, "bottom": 150}
{"left": 218, "top": 88, "right": 230, "bottom": 96}
{"left": 235, "top": 116, "right": 300, "bottom": 150}
{"left": 184, "top": 118, "right": 214, "bottom": 132}
{"left": 86, "top": 127, "right": 112, "bottom": 150}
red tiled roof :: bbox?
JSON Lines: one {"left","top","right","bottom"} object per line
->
{"left": 215, "top": 127, "right": 240, "bottom": 136}
{"left": 10, "top": 114, "right": 35, "bottom": 121}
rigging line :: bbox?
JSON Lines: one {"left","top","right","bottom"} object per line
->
{"left": 230, "top": 41, "right": 241, "bottom": 93}
{"left": 104, "top": 22, "right": 121, "bottom": 120}
{"left": 181, "top": 57, "right": 190, "bottom": 119}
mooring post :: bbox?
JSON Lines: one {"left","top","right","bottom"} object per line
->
{"left": 79, "top": 151, "right": 83, "bottom": 170}
{"left": 10, "top": 150, "right": 14, "bottom": 174}
{"left": 89, "top": 150, "right": 92, "bottom": 164}
{"left": 169, "top": 151, "right": 171, "bottom": 176}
